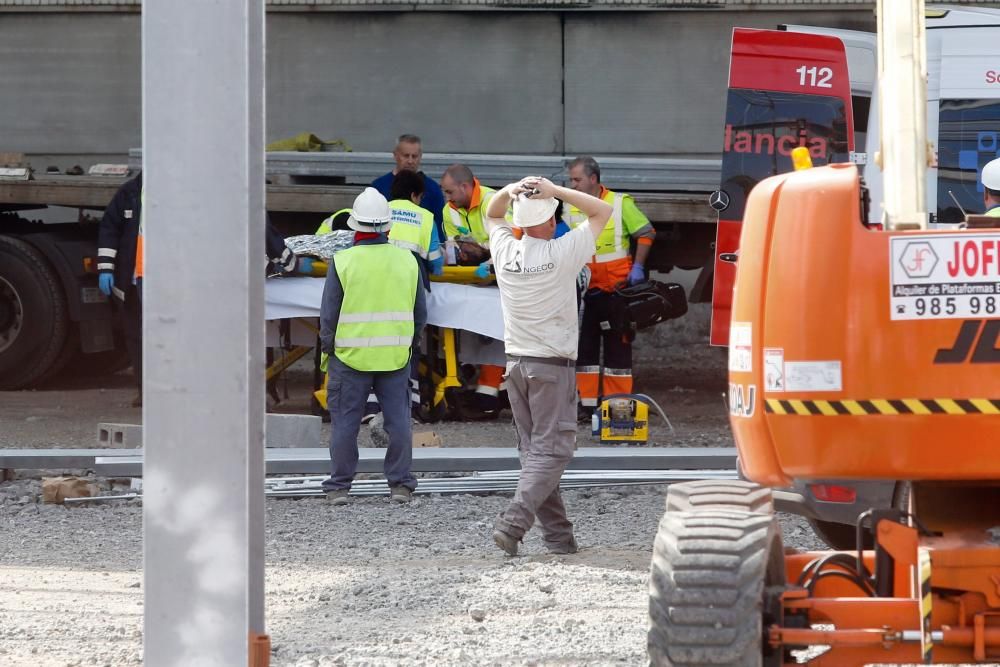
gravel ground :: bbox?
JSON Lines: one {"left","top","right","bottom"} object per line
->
{"left": 0, "top": 304, "right": 843, "bottom": 665}
{"left": 0, "top": 484, "right": 825, "bottom": 667}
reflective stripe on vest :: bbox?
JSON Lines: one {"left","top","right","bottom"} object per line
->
{"left": 388, "top": 200, "right": 434, "bottom": 259}
{"left": 339, "top": 311, "right": 413, "bottom": 324}
{"left": 334, "top": 335, "right": 414, "bottom": 348}
{"left": 333, "top": 243, "right": 418, "bottom": 372}
{"left": 565, "top": 192, "right": 626, "bottom": 263}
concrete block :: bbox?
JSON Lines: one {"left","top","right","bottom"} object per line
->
{"left": 98, "top": 423, "right": 143, "bottom": 449}
{"left": 266, "top": 414, "right": 322, "bottom": 448}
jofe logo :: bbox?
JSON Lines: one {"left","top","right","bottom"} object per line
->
{"left": 899, "top": 241, "right": 939, "bottom": 279}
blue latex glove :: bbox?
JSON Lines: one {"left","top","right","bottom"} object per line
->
{"left": 474, "top": 262, "right": 491, "bottom": 279}
{"left": 298, "top": 257, "right": 314, "bottom": 275}
{"left": 98, "top": 273, "right": 114, "bottom": 297}
{"left": 627, "top": 263, "right": 645, "bottom": 286}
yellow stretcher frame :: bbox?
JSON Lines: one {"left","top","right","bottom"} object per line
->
{"left": 307, "top": 262, "right": 494, "bottom": 286}
{"left": 271, "top": 266, "right": 493, "bottom": 417}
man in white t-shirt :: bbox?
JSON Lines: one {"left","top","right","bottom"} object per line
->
{"left": 483, "top": 176, "right": 612, "bottom": 556}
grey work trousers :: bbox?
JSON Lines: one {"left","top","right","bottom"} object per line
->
{"left": 322, "top": 355, "right": 417, "bottom": 492}
{"left": 495, "top": 357, "right": 577, "bottom": 548}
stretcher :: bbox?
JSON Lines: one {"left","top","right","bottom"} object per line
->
{"left": 264, "top": 267, "right": 503, "bottom": 419}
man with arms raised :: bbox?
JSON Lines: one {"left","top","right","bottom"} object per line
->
{"left": 483, "top": 176, "right": 612, "bottom": 556}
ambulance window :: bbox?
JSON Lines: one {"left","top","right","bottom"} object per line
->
{"left": 937, "top": 99, "right": 1000, "bottom": 225}
{"left": 852, "top": 95, "right": 871, "bottom": 150}
{"left": 718, "top": 89, "right": 850, "bottom": 221}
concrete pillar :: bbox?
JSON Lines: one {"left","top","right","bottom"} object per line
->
{"left": 142, "top": 1, "right": 266, "bottom": 664}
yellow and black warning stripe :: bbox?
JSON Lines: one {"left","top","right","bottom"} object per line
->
{"left": 918, "top": 549, "right": 933, "bottom": 663}
{"left": 764, "top": 398, "right": 1000, "bottom": 416}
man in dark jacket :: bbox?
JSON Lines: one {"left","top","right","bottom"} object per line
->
{"left": 97, "top": 172, "right": 143, "bottom": 406}
{"left": 371, "top": 134, "right": 445, "bottom": 239}
{"left": 97, "top": 173, "right": 305, "bottom": 407}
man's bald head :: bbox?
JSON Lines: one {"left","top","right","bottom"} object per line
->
{"left": 444, "top": 164, "right": 475, "bottom": 186}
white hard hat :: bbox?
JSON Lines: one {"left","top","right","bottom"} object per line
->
{"left": 982, "top": 157, "right": 1000, "bottom": 191}
{"left": 512, "top": 194, "right": 558, "bottom": 228}
{"left": 347, "top": 187, "right": 391, "bottom": 232}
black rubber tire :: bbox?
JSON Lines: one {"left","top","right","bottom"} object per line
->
{"left": 665, "top": 479, "right": 775, "bottom": 515}
{"left": 33, "top": 323, "right": 81, "bottom": 386}
{"left": 0, "top": 235, "right": 69, "bottom": 390}
{"left": 648, "top": 506, "right": 785, "bottom": 667}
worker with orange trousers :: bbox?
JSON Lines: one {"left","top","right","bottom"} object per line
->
{"left": 564, "top": 156, "right": 656, "bottom": 415}
{"left": 441, "top": 163, "right": 506, "bottom": 419}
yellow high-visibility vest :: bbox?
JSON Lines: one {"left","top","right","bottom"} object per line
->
{"left": 333, "top": 243, "right": 418, "bottom": 372}
{"left": 388, "top": 199, "right": 434, "bottom": 259}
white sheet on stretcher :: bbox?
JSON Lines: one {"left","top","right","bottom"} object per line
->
{"left": 265, "top": 277, "right": 507, "bottom": 365}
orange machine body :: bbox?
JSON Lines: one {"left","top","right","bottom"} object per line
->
{"left": 728, "top": 163, "right": 1000, "bottom": 488}
{"left": 724, "top": 163, "right": 1000, "bottom": 665}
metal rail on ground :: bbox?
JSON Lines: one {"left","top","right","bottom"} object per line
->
{"left": 91, "top": 446, "right": 738, "bottom": 477}
{"left": 0, "top": 446, "right": 738, "bottom": 475}
{"left": 62, "top": 469, "right": 740, "bottom": 504}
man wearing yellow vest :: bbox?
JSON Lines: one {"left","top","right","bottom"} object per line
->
{"left": 982, "top": 157, "right": 1000, "bottom": 217}
{"left": 441, "top": 163, "right": 506, "bottom": 419}
{"left": 319, "top": 188, "right": 426, "bottom": 505}
{"left": 565, "top": 156, "right": 656, "bottom": 415}
{"left": 389, "top": 169, "right": 442, "bottom": 415}
{"left": 389, "top": 169, "right": 444, "bottom": 286}
{"left": 441, "top": 163, "right": 495, "bottom": 251}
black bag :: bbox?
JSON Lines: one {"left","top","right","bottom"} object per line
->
{"left": 614, "top": 280, "right": 688, "bottom": 331}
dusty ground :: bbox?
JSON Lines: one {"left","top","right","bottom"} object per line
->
{"left": 1, "top": 305, "right": 838, "bottom": 666}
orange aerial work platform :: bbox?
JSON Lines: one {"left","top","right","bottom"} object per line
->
{"left": 646, "top": 165, "right": 999, "bottom": 667}
{"left": 645, "top": 2, "right": 998, "bottom": 663}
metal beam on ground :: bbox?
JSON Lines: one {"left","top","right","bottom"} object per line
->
{"left": 93, "top": 446, "right": 738, "bottom": 477}
{"left": 142, "top": 1, "right": 266, "bottom": 664}
{"left": 0, "top": 448, "right": 135, "bottom": 470}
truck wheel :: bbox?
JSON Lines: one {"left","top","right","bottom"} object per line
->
{"left": 0, "top": 236, "right": 69, "bottom": 390}
{"left": 649, "top": 483, "right": 785, "bottom": 666}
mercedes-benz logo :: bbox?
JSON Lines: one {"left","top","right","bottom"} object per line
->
{"left": 709, "top": 190, "right": 730, "bottom": 211}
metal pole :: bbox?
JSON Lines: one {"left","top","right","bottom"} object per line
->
{"left": 142, "top": 0, "right": 266, "bottom": 664}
